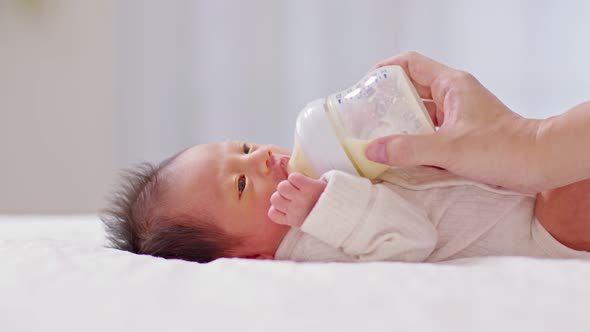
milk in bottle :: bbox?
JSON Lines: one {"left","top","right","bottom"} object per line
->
{"left": 288, "top": 65, "right": 435, "bottom": 179}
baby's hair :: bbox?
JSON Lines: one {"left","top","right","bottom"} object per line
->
{"left": 101, "top": 154, "right": 241, "bottom": 263}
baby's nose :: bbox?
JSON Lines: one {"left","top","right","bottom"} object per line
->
{"left": 254, "top": 148, "right": 272, "bottom": 175}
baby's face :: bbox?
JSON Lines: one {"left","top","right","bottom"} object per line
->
{"left": 164, "top": 141, "right": 292, "bottom": 259}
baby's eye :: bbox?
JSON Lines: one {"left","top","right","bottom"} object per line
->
{"left": 242, "top": 143, "right": 251, "bottom": 154}
{"left": 237, "top": 175, "right": 247, "bottom": 197}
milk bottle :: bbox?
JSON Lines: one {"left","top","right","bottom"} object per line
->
{"left": 287, "top": 65, "right": 435, "bottom": 179}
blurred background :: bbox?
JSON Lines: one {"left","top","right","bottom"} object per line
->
{"left": 1, "top": 0, "right": 589, "bottom": 214}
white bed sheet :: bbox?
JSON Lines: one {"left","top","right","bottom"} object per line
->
{"left": 1, "top": 215, "right": 589, "bottom": 332}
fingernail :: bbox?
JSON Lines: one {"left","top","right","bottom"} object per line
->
{"left": 365, "top": 140, "right": 387, "bottom": 163}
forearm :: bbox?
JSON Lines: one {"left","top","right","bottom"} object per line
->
{"left": 534, "top": 101, "right": 590, "bottom": 190}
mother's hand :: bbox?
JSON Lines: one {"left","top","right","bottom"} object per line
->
{"left": 365, "top": 52, "right": 545, "bottom": 193}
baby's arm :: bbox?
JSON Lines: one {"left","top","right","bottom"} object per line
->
{"left": 269, "top": 171, "right": 437, "bottom": 262}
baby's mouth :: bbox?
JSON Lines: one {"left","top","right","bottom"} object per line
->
{"left": 279, "top": 156, "right": 290, "bottom": 178}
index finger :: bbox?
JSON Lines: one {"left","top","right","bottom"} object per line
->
{"left": 371, "top": 51, "right": 452, "bottom": 100}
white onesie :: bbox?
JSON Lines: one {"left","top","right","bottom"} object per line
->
{"left": 274, "top": 167, "right": 590, "bottom": 262}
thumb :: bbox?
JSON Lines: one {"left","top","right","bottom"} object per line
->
{"left": 366, "top": 133, "right": 447, "bottom": 168}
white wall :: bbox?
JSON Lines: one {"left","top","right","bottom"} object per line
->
{"left": 115, "top": 0, "right": 405, "bottom": 166}
{"left": 116, "top": 0, "right": 590, "bottom": 169}
{"left": 2, "top": 0, "right": 589, "bottom": 213}
{"left": 391, "top": 0, "right": 590, "bottom": 119}
{"left": 0, "top": 0, "right": 115, "bottom": 213}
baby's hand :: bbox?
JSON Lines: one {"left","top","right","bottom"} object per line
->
{"left": 268, "top": 173, "right": 327, "bottom": 228}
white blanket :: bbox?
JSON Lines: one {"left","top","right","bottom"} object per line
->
{"left": 1, "top": 215, "right": 589, "bottom": 332}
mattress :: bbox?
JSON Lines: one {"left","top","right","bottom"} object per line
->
{"left": 1, "top": 215, "right": 589, "bottom": 332}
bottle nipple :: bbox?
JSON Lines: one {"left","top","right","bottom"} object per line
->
{"left": 287, "top": 138, "right": 318, "bottom": 178}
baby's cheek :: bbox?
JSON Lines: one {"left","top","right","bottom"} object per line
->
{"left": 260, "top": 186, "right": 277, "bottom": 208}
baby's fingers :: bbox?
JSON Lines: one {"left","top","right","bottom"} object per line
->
{"left": 276, "top": 179, "right": 298, "bottom": 200}
{"left": 288, "top": 172, "right": 325, "bottom": 193}
{"left": 267, "top": 206, "right": 287, "bottom": 225}
{"left": 270, "top": 191, "right": 290, "bottom": 214}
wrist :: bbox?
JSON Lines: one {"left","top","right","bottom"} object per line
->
{"left": 523, "top": 116, "right": 549, "bottom": 191}
{"left": 494, "top": 114, "right": 544, "bottom": 193}
{"left": 531, "top": 113, "right": 570, "bottom": 192}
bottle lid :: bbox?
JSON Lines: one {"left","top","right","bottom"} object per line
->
{"left": 294, "top": 99, "right": 358, "bottom": 177}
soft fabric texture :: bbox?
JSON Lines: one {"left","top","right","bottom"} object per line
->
{"left": 275, "top": 167, "right": 590, "bottom": 262}
{"left": 2, "top": 215, "right": 590, "bottom": 332}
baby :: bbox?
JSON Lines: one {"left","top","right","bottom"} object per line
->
{"left": 101, "top": 141, "right": 590, "bottom": 263}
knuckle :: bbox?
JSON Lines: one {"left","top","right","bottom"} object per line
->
{"left": 291, "top": 176, "right": 310, "bottom": 189}
{"left": 433, "top": 70, "right": 475, "bottom": 102}
{"left": 287, "top": 174, "right": 302, "bottom": 187}
{"left": 404, "top": 50, "right": 421, "bottom": 60}
{"left": 449, "top": 70, "right": 475, "bottom": 86}
{"left": 385, "top": 136, "right": 413, "bottom": 166}
{"left": 270, "top": 191, "right": 281, "bottom": 205}
{"left": 277, "top": 180, "right": 291, "bottom": 193}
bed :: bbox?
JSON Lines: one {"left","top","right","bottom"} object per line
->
{"left": 1, "top": 215, "right": 589, "bottom": 332}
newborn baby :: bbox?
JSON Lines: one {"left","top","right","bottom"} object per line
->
{"left": 101, "top": 141, "right": 590, "bottom": 263}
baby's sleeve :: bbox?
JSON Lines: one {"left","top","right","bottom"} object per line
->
{"left": 299, "top": 171, "right": 437, "bottom": 262}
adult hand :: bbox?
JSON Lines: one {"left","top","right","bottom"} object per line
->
{"left": 365, "top": 52, "right": 590, "bottom": 193}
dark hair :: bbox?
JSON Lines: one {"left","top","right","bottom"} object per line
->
{"left": 100, "top": 157, "right": 241, "bottom": 263}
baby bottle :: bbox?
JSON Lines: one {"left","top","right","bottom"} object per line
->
{"left": 287, "top": 65, "right": 435, "bottom": 179}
